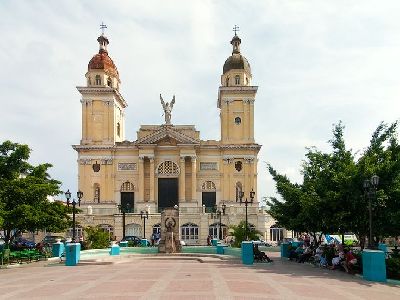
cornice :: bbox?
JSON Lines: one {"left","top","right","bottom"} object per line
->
{"left": 76, "top": 86, "right": 128, "bottom": 108}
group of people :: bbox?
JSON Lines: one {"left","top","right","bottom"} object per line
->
{"left": 287, "top": 242, "right": 358, "bottom": 273}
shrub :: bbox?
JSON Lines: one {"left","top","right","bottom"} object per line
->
{"left": 386, "top": 257, "right": 400, "bottom": 280}
{"left": 229, "top": 221, "right": 261, "bottom": 248}
{"left": 84, "top": 226, "right": 110, "bottom": 249}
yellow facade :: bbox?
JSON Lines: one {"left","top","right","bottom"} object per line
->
{"left": 72, "top": 32, "right": 279, "bottom": 244}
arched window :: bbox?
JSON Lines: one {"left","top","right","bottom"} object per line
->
{"left": 235, "top": 182, "right": 243, "bottom": 201}
{"left": 117, "top": 122, "right": 121, "bottom": 137}
{"left": 209, "top": 222, "right": 228, "bottom": 240}
{"left": 87, "top": 76, "right": 91, "bottom": 86}
{"left": 181, "top": 223, "right": 199, "bottom": 244}
{"left": 125, "top": 223, "right": 142, "bottom": 237}
{"left": 107, "top": 77, "right": 112, "bottom": 87}
{"left": 95, "top": 75, "right": 101, "bottom": 85}
{"left": 235, "top": 75, "right": 240, "bottom": 85}
{"left": 94, "top": 183, "right": 100, "bottom": 203}
{"left": 201, "top": 181, "right": 216, "bottom": 191}
{"left": 235, "top": 161, "right": 243, "bottom": 172}
{"left": 157, "top": 160, "right": 180, "bottom": 177}
{"left": 226, "top": 77, "right": 229, "bottom": 86}
{"left": 246, "top": 77, "right": 249, "bottom": 86}
{"left": 67, "top": 225, "right": 83, "bottom": 240}
{"left": 98, "top": 224, "right": 114, "bottom": 241}
{"left": 153, "top": 223, "right": 161, "bottom": 234}
{"left": 121, "top": 181, "right": 134, "bottom": 191}
{"left": 270, "top": 224, "right": 284, "bottom": 242}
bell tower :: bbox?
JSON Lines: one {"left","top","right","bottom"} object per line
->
{"left": 218, "top": 29, "right": 258, "bottom": 144}
{"left": 77, "top": 28, "right": 127, "bottom": 145}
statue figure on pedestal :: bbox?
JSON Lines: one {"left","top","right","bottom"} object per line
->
{"left": 160, "top": 94, "right": 175, "bottom": 125}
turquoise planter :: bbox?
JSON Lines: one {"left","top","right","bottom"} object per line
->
{"left": 362, "top": 249, "right": 386, "bottom": 282}
{"left": 241, "top": 241, "right": 254, "bottom": 265}
{"left": 65, "top": 243, "right": 81, "bottom": 266}
{"left": 109, "top": 244, "right": 120, "bottom": 256}
{"left": 52, "top": 242, "right": 64, "bottom": 258}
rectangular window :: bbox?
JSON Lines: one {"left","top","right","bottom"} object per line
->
{"left": 200, "top": 162, "right": 218, "bottom": 171}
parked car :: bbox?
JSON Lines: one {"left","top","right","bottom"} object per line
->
{"left": 122, "top": 236, "right": 150, "bottom": 246}
{"left": 42, "top": 235, "right": 65, "bottom": 247}
{"left": 11, "top": 238, "right": 36, "bottom": 250}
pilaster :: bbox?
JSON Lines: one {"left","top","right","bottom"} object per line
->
{"left": 149, "top": 157, "right": 155, "bottom": 203}
{"left": 138, "top": 156, "right": 145, "bottom": 203}
{"left": 191, "top": 156, "right": 197, "bottom": 201}
{"left": 179, "top": 156, "right": 186, "bottom": 202}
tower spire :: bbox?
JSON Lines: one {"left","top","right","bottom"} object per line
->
{"left": 97, "top": 22, "right": 109, "bottom": 54}
{"left": 231, "top": 25, "right": 241, "bottom": 54}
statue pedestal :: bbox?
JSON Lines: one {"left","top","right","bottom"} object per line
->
{"left": 158, "top": 208, "right": 181, "bottom": 253}
{"left": 211, "top": 238, "right": 218, "bottom": 246}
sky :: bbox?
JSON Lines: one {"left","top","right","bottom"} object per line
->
{"left": 0, "top": 0, "right": 399, "bottom": 204}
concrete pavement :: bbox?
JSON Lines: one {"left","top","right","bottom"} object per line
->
{"left": 0, "top": 252, "right": 399, "bottom": 299}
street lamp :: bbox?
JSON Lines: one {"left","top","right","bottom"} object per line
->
{"left": 118, "top": 202, "right": 131, "bottom": 241}
{"left": 65, "top": 189, "right": 83, "bottom": 243}
{"left": 237, "top": 188, "right": 255, "bottom": 241}
{"left": 363, "top": 175, "right": 379, "bottom": 249}
{"left": 140, "top": 210, "right": 149, "bottom": 239}
{"left": 214, "top": 202, "right": 226, "bottom": 240}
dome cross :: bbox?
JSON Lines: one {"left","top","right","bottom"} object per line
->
{"left": 233, "top": 25, "right": 240, "bottom": 36}
{"left": 100, "top": 22, "right": 107, "bottom": 35}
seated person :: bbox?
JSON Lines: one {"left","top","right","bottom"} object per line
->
{"left": 297, "top": 246, "right": 313, "bottom": 263}
{"left": 288, "top": 245, "right": 303, "bottom": 261}
{"left": 253, "top": 244, "right": 273, "bottom": 262}
{"left": 341, "top": 249, "right": 357, "bottom": 273}
{"left": 329, "top": 250, "right": 344, "bottom": 270}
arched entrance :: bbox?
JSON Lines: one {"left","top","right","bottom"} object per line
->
{"left": 121, "top": 181, "right": 134, "bottom": 212}
{"left": 157, "top": 160, "right": 180, "bottom": 210}
{"left": 202, "top": 181, "right": 216, "bottom": 213}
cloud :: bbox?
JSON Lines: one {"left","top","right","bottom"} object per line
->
{"left": 0, "top": 0, "right": 399, "bottom": 201}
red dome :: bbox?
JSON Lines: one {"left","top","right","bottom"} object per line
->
{"left": 88, "top": 51, "right": 119, "bottom": 78}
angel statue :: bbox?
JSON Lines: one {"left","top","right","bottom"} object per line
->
{"left": 160, "top": 94, "right": 175, "bottom": 125}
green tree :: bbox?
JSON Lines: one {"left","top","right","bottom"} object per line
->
{"left": 0, "top": 140, "right": 71, "bottom": 245}
{"left": 84, "top": 226, "right": 110, "bottom": 249}
{"left": 267, "top": 122, "right": 400, "bottom": 248}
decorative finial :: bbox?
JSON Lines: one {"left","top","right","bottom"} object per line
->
{"left": 100, "top": 22, "right": 107, "bottom": 35}
{"left": 233, "top": 25, "right": 240, "bottom": 36}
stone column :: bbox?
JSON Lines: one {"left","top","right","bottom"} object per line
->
{"left": 138, "top": 156, "right": 145, "bottom": 204}
{"left": 149, "top": 157, "right": 155, "bottom": 203}
{"left": 179, "top": 156, "right": 186, "bottom": 202}
{"left": 191, "top": 156, "right": 197, "bottom": 201}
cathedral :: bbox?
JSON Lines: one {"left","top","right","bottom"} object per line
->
{"left": 72, "top": 29, "right": 274, "bottom": 245}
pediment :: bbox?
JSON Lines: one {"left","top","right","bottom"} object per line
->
{"left": 136, "top": 126, "right": 200, "bottom": 145}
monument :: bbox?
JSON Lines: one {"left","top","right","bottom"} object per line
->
{"left": 158, "top": 207, "right": 182, "bottom": 253}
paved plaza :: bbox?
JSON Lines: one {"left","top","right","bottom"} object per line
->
{"left": 0, "top": 252, "right": 399, "bottom": 299}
